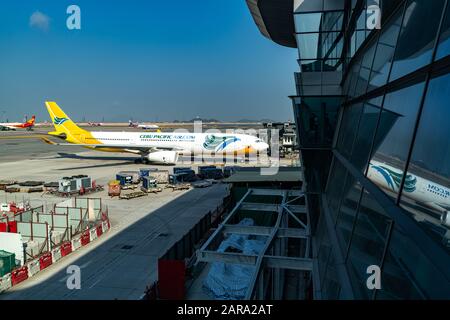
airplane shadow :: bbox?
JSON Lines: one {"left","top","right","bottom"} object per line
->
{"left": 57, "top": 152, "right": 137, "bottom": 162}
{"left": 56, "top": 153, "right": 138, "bottom": 170}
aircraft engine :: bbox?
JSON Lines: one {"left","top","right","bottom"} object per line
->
{"left": 441, "top": 211, "right": 450, "bottom": 227}
{"left": 147, "top": 151, "right": 178, "bottom": 165}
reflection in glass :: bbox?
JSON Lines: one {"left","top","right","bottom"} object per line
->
{"left": 379, "top": 227, "right": 450, "bottom": 299}
{"left": 367, "top": 81, "right": 426, "bottom": 200}
{"left": 297, "top": 33, "right": 320, "bottom": 59}
{"left": 295, "top": 13, "right": 322, "bottom": 33}
{"left": 354, "top": 38, "right": 377, "bottom": 97}
{"left": 297, "top": 97, "right": 340, "bottom": 148}
{"left": 390, "top": 0, "right": 446, "bottom": 81}
{"left": 400, "top": 73, "right": 450, "bottom": 250}
{"left": 336, "top": 176, "right": 363, "bottom": 252}
{"left": 350, "top": 96, "right": 383, "bottom": 172}
{"left": 327, "top": 159, "right": 348, "bottom": 221}
{"left": 337, "top": 103, "right": 364, "bottom": 158}
{"left": 367, "top": 8, "right": 403, "bottom": 91}
{"left": 347, "top": 190, "right": 392, "bottom": 299}
{"left": 436, "top": 1, "right": 450, "bottom": 60}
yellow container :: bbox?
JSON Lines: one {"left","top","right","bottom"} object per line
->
{"left": 109, "top": 180, "right": 120, "bottom": 186}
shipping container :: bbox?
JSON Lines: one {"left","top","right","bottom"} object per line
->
{"left": 108, "top": 180, "right": 121, "bottom": 197}
{"left": 117, "top": 171, "right": 140, "bottom": 184}
{"left": 142, "top": 176, "right": 158, "bottom": 190}
{"left": 198, "top": 165, "right": 217, "bottom": 175}
{"left": 151, "top": 170, "right": 170, "bottom": 184}
{"left": 173, "top": 167, "right": 192, "bottom": 174}
{"left": 199, "top": 168, "right": 224, "bottom": 180}
{"left": 0, "top": 250, "right": 15, "bottom": 277}
{"left": 115, "top": 174, "right": 133, "bottom": 186}
{"left": 139, "top": 168, "right": 151, "bottom": 178}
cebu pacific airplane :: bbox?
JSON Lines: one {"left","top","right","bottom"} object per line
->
{"left": 0, "top": 116, "right": 35, "bottom": 131}
{"left": 42, "top": 101, "right": 269, "bottom": 165}
{"left": 367, "top": 160, "right": 450, "bottom": 226}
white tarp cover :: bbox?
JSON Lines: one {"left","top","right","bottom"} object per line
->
{"left": 203, "top": 218, "right": 267, "bottom": 300}
{"left": 0, "top": 232, "right": 24, "bottom": 266}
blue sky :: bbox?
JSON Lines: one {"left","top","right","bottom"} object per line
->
{"left": 0, "top": 1, "right": 298, "bottom": 122}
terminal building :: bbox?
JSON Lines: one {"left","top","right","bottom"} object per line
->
{"left": 246, "top": 0, "right": 450, "bottom": 299}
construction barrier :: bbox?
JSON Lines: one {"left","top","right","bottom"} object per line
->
{"left": 80, "top": 230, "right": 90, "bottom": 246}
{"left": 0, "top": 216, "right": 112, "bottom": 295}
{"left": 27, "top": 259, "right": 41, "bottom": 277}
{"left": 96, "top": 224, "right": 103, "bottom": 237}
{"left": 89, "top": 228, "right": 97, "bottom": 242}
{"left": 8, "top": 221, "right": 17, "bottom": 233}
{"left": 71, "top": 236, "right": 82, "bottom": 251}
{"left": 60, "top": 241, "right": 72, "bottom": 257}
{"left": 52, "top": 247, "right": 62, "bottom": 263}
{"left": 0, "top": 274, "right": 12, "bottom": 293}
{"left": 39, "top": 252, "right": 53, "bottom": 270}
{"left": 102, "top": 220, "right": 109, "bottom": 233}
{"left": 11, "top": 266, "right": 28, "bottom": 286}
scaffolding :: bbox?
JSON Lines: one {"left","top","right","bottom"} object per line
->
{"left": 197, "top": 188, "right": 312, "bottom": 300}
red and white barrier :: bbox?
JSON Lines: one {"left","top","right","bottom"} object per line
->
{"left": 80, "top": 230, "right": 90, "bottom": 246}
{"left": 96, "top": 224, "right": 103, "bottom": 237}
{"left": 71, "top": 236, "right": 82, "bottom": 251}
{"left": 39, "top": 252, "right": 53, "bottom": 270}
{"left": 0, "top": 274, "right": 12, "bottom": 293}
{"left": 11, "top": 266, "right": 28, "bottom": 286}
{"left": 52, "top": 247, "right": 62, "bottom": 263}
{"left": 102, "top": 220, "right": 109, "bottom": 233}
{"left": 89, "top": 228, "right": 97, "bottom": 242}
{"left": 27, "top": 259, "right": 41, "bottom": 277}
{"left": 60, "top": 241, "right": 72, "bottom": 257}
{"left": 0, "top": 219, "right": 111, "bottom": 294}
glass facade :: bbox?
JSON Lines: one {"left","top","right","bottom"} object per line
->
{"left": 249, "top": 0, "right": 450, "bottom": 299}
{"left": 325, "top": 0, "right": 450, "bottom": 299}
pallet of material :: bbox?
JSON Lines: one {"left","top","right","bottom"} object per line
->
{"left": 0, "top": 181, "right": 17, "bottom": 190}
{"left": 121, "top": 184, "right": 138, "bottom": 191}
{"left": 165, "top": 183, "right": 191, "bottom": 191}
{"left": 140, "top": 186, "right": 163, "bottom": 194}
{"left": 119, "top": 191, "right": 148, "bottom": 200}
{"left": 22, "top": 187, "right": 44, "bottom": 193}
{"left": 5, "top": 187, "right": 20, "bottom": 193}
{"left": 18, "top": 181, "right": 45, "bottom": 187}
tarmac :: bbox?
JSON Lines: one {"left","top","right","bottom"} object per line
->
{"left": 0, "top": 130, "right": 235, "bottom": 299}
{"left": 0, "top": 125, "right": 288, "bottom": 299}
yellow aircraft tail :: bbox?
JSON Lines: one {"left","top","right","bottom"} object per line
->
{"left": 45, "top": 101, "right": 91, "bottom": 143}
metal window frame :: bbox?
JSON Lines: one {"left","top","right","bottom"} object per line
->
{"left": 196, "top": 188, "right": 313, "bottom": 300}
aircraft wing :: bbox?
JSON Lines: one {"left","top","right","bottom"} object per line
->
{"left": 41, "top": 137, "right": 184, "bottom": 153}
{"left": 0, "top": 124, "right": 16, "bottom": 130}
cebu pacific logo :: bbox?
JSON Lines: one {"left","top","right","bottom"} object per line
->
{"left": 371, "top": 163, "right": 417, "bottom": 193}
{"left": 53, "top": 117, "right": 69, "bottom": 125}
{"left": 203, "top": 135, "right": 240, "bottom": 152}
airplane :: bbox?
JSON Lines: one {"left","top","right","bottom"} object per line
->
{"left": 42, "top": 101, "right": 269, "bottom": 165}
{"left": 367, "top": 160, "right": 450, "bottom": 227}
{"left": 0, "top": 116, "right": 35, "bottom": 131}
{"left": 129, "top": 119, "right": 159, "bottom": 130}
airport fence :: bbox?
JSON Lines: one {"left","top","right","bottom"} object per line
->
{"left": 0, "top": 197, "right": 111, "bottom": 295}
